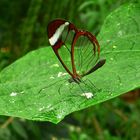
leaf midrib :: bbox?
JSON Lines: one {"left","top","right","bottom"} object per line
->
{"left": 103, "top": 50, "right": 140, "bottom": 54}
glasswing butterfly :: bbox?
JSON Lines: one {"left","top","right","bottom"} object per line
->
{"left": 47, "top": 19, "right": 106, "bottom": 81}
{"left": 47, "top": 19, "right": 106, "bottom": 97}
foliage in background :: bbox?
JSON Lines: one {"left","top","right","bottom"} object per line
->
{"left": 0, "top": 98, "right": 140, "bottom": 140}
{"left": 0, "top": 0, "right": 138, "bottom": 69}
{"left": 0, "top": 0, "right": 140, "bottom": 139}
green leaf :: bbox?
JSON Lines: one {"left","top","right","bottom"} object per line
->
{"left": 0, "top": 3, "right": 140, "bottom": 124}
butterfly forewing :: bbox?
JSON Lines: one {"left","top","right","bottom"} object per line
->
{"left": 73, "top": 31, "right": 100, "bottom": 77}
{"left": 58, "top": 29, "right": 76, "bottom": 73}
{"left": 47, "top": 19, "right": 77, "bottom": 76}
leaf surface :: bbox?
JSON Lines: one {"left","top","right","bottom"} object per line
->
{"left": 0, "top": 3, "right": 140, "bottom": 123}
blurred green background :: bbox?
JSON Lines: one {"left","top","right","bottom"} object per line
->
{"left": 0, "top": 0, "right": 140, "bottom": 139}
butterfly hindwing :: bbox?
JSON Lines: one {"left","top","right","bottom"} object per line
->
{"left": 72, "top": 31, "right": 100, "bottom": 77}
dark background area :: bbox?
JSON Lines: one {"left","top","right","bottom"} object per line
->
{"left": 0, "top": 0, "right": 140, "bottom": 139}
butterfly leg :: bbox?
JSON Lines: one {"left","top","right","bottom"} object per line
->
{"left": 58, "top": 79, "right": 69, "bottom": 95}
{"left": 82, "top": 78, "right": 100, "bottom": 93}
{"left": 38, "top": 79, "right": 66, "bottom": 94}
{"left": 78, "top": 82, "right": 94, "bottom": 99}
{"left": 78, "top": 82, "right": 86, "bottom": 93}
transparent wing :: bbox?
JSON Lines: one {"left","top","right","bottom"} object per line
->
{"left": 47, "top": 19, "right": 77, "bottom": 76}
{"left": 73, "top": 32, "right": 100, "bottom": 77}
{"left": 47, "top": 19, "right": 104, "bottom": 78}
{"left": 57, "top": 26, "right": 76, "bottom": 74}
